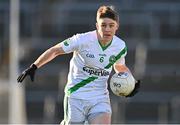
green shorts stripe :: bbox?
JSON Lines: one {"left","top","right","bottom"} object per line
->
{"left": 61, "top": 95, "right": 69, "bottom": 125}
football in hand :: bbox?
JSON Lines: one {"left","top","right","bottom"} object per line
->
{"left": 110, "top": 72, "right": 135, "bottom": 96}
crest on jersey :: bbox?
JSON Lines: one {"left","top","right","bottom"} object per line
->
{"left": 63, "top": 39, "right": 70, "bottom": 46}
{"left": 109, "top": 55, "right": 116, "bottom": 64}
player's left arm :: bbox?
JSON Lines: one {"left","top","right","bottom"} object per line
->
{"left": 114, "top": 62, "right": 130, "bottom": 73}
{"left": 113, "top": 58, "right": 140, "bottom": 97}
{"left": 113, "top": 57, "right": 131, "bottom": 73}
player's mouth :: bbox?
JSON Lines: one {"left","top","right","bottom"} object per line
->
{"left": 104, "top": 34, "right": 112, "bottom": 38}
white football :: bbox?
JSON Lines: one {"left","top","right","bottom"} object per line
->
{"left": 110, "top": 72, "right": 135, "bottom": 96}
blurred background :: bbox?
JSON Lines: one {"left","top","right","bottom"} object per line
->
{"left": 0, "top": 0, "right": 180, "bottom": 124}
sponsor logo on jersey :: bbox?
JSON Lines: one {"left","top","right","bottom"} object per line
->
{"left": 86, "top": 53, "right": 95, "bottom": 58}
{"left": 83, "top": 66, "right": 110, "bottom": 76}
{"left": 99, "top": 54, "right": 107, "bottom": 57}
{"left": 109, "top": 55, "right": 116, "bottom": 64}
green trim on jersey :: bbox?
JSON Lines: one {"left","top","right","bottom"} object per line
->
{"left": 98, "top": 40, "right": 112, "bottom": 51}
{"left": 105, "top": 46, "right": 127, "bottom": 69}
{"left": 67, "top": 76, "right": 98, "bottom": 95}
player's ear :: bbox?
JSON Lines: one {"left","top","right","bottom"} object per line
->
{"left": 96, "top": 22, "right": 99, "bottom": 30}
{"left": 116, "top": 22, "right": 119, "bottom": 30}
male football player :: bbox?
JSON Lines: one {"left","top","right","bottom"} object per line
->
{"left": 17, "top": 5, "right": 140, "bottom": 124}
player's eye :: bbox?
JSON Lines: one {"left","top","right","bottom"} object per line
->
{"left": 110, "top": 24, "right": 115, "bottom": 28}
{"left": 101, "top": 24, "right": 106, "bottom": 28}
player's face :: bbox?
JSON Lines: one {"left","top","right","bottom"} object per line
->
{"left": 96, "top": 18, "right": 119, "bottom": 43}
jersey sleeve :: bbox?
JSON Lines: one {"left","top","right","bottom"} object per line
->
{"left": 60, "top": 34, "right": 81, "bottom": 53}
{"left": 115, "top": 44, "right": 127, "bottom": 65}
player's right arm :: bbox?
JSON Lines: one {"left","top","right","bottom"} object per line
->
{"left": 33, "top": 43, "right": 65, "bottom": 68}
{"left": 17, "top": 43, "right": 65, "bottom": 83}
{"left": 17, "top": 33, "right": 81, "bottom": 83}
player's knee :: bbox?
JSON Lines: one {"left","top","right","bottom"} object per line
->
{"left": 88, "top": 112, "right": 111, "bottom": 124}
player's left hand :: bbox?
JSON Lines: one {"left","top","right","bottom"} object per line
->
{"left": 126, "top": 80, "right": 140, "bottom": 97}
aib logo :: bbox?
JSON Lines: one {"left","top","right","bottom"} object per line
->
{"left": 86, "top": 53, "right": 95, "bottom": 58}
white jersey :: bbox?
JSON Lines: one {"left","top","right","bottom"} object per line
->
{"left": 60, "top": 30, "right": 127, "bottom": 99}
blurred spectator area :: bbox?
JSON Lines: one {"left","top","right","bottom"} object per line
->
{"left": 0, "top": 0, "right": 180, "bottom": 124}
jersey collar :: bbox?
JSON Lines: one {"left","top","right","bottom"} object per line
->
{"left": 98, "top": 39, "right": 113, "bottom": 51}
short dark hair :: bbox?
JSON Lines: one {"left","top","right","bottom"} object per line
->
{"left": 96, "top": 5, "right": 119, "bottom": 23}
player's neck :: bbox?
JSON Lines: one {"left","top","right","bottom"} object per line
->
{"left": 96, "top": 32, "right": 112, "bottom": 47}
{"left": 99, "top": 39, "right": 111, "bottom": 46}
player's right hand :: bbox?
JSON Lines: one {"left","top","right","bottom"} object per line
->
{"left": 17, "top": 64, "right": 37, "bottom": 83}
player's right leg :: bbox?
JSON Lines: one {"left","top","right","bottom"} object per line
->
{"left": 60, "top": 95, "right": 86, "bottom": 125}
{"left": 87, "top": 97, "right": 112, "bottom": 124}
{"left": 88, "top": 112, "right": 111, "bottom": 124}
